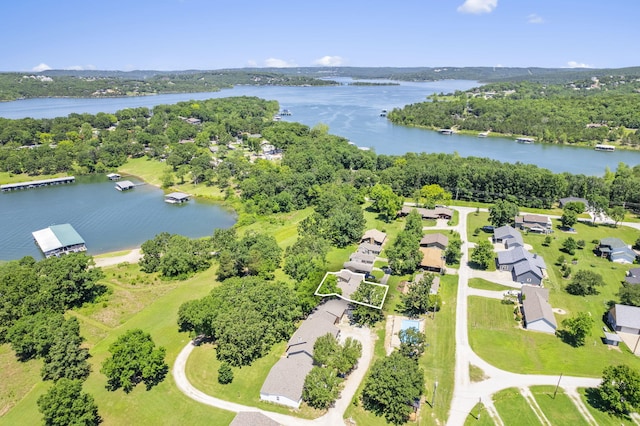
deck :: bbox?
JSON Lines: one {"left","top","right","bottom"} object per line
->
{"left": 1, "top": 176, "right": 75, "bottom": 192}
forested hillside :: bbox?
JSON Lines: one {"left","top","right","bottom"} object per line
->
{"left": 389, "top": 79, "right": 640, "bottom": 147}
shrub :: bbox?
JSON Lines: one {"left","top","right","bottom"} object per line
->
{"left": 218, "top": 362, "right": 233, "bottom": 384}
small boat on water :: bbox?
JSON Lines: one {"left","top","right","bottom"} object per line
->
{"left": 478, "top": 131, "right": 489, "bottom": 138}
{"left": 594, "top": 144, "right": 615, "bottom": 151}
{"left": 439, "top": 129, "right": 454, "bottom": 135}
{"left": 380, "top": 109, "right": 388, "bottom": 117}
{"left": 516, "top": 137, "right": 535, "bottom": 144}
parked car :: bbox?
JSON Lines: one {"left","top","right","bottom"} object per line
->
{"left": 382, "top": 266, "right": 392, "bottom": 274}
{"left": 482, "top": 225, "right": 495, "bottom": 233}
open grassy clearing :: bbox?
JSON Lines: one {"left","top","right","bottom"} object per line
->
{"left": 468, "top": 278, "right": 512, "bottom": 292}
{"left": 0, "top": 171, "right": 69, "bottom": 185}
{"left": 492, "top": 387, "right": 540, "bottom": 425}
{"left": 579, "top": 387, "right": 635, "bottom": 426}
{"left": 468, "top": 296, "right": 640, "bottom": 376}
{"left": 530, "top": 385, "right": 589, "bottom": 426}
{"left": 466, "top": 211, "right": 492, "bottom": 245}
{"left": 0, "top": 345, "right": 43, "bottom": 417}
{"left": 463, "top": 403, "right": 496, "bottom": 426}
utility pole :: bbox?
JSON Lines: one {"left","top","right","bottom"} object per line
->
{"left": 553, "top": 373, "right": 563, "bottom": 399}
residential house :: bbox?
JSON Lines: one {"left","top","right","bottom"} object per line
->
{"left": 185, "top": 117, "right": 201, "bottom": 125}
{"left": 597, "top": 238, "right": 637, "bottom": 264}
{"left": 398, "top": 206, "right": 453, "bottom": 220}
{"left": 343, "top": 260, "right": 374, "bottom": 274}
{"left": 361, "top": 229, "right": 387, "bottom": 246}
{"left": 626, "top": 268, "right": 640, "bottom": 285}
{"left": 608, "top": 304, "right": 640, "bottom": 334}
{"left": 413, "top": 272, "right": 440, "bottom": 295}
{"left": 492, "top": 225, "right": 524, "bottom": 249}
{"left": 520, "top": 285, "right": 557, "bottom": 334}
{"left": 260, "top": 299, "right": 348, "bottom": 408}
{"left": 357, "top": 242, "right": 382, "bottom": 256}
{"left": 420, "top": 233, "right": 449, "bottom": 251}
{"left": 558, "top": 197, "right": 589, "bottom": 209}
{"left": 419, "top": 247, "right": 445, "bottom": 273}
{"left": 515, "top": 214, "right": 552, "bottom": 234}
{"left": 336, "top": 269, "right": 366, "bottom": 299}
{"left": 496, "top": 246, "right": 546, "bottom": 285}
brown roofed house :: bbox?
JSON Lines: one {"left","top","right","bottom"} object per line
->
{"left": 361, "top": 229, "right": 387, "bottom": 246}
{"left": 419, "top": 247, "right": 444, "bottom": 273}
{"left": 420, "top": 233, "right": 449, "bottom": 250}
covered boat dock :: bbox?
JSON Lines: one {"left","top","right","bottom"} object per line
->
{"left": 32, "top": 224, "right": 86, "bottom": 258}
{"left": 1, "top": 176, "right": 75, "bottom": 192}
{"left": 115, "top": 180, "right": 135, "bottom": 191}
{"left": 164, "top": 192, "right": 190, "bottom": 204}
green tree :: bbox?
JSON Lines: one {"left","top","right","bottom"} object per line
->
{"left": 217, "top": 362, "right": 234, "bottom": 384}
{"left": 563, "top": 201, "right": 586, "bottom": 214}
{"left": 401, "top": 274, "right": 435, "bottom": 317}
{"left": 597, "top": 364, "right": 640, "bottom": 415}
{"left": 41, "top": 317, "right": 90, "bottom": 382}
{"left": 302, "top": 366, "right": 343, "bottom": 409}
{"left": 336, "top": 337, "right": 362, "bottom": 376}
{"left": 562, "top": 237, "right": 578, "bottom": 255}
{"left": 37, "top": 378, "right": 100, "bottom": 426}
{"left": 419, "top": 183, "right": 452, "bottom": 208}
{"left": 370, "top": 183, "right": 404, "bottom": 221}
{"left": 488, "top": 200, "right": 519, "bottom": 228}
{"left": 471, "top": 240, "right": 494, "bottom": 270}
{"left": 444, "top": 238, "right": 462, "bottom": 264}
{"left": 619, "top": 284, "right": 640, "bottom": 307}
{"left": 558, "top": 312, "right": 594, "bottom": 347}
{"left": 362, "top": 352, "right": 424, "bottom": 425}
{"left": 101, "top": 329, "right": 168, "bottom": 393}
{"left": 398, "top": 327, "right": 427, "bottom": 360}
{"left": 565, "top": 270, "right": 604, "bottom": 296}
{"left": 610, "top": 205, "right": 626, "bottom": 227}
{"left": 560, "top": 209, "right": 577, "bottom": 228}
{"left": 313, "top": 333, "right": 341, "bottom": 368}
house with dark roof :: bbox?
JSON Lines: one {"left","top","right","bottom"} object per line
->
{"left": 515, "top": 214, "right": 552, "bottom": 234}
{"left": 420, "top": 233, "right": 449, "bottom": 251}
{"left": 398, "top": 206, "right": 453, "bottom": 220}
{"left": 626, "top": 268, "right": 640, "bottom": 285}
{"left": 493, "top": 225, "right": 524, "bottom": 249}
{"left": 521, "top": 285, "right": 557, "bottom": 334}
{"left": 496, "top": 246, "right": 546, "bottom": 285}
{"left": 608, "top": 304, "right": 640, "bottom": 334}
{"left": 357, "top": 242, "right": 382, "bottom": 255}
{"left": 260, "top": 299, "right": 348, "bottom": 408}
{"left": 597, "top": 238, "right": 637, "bottom": 264}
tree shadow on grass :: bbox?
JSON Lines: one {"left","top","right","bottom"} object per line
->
{"left": 584, "top": 387, "right": 632, "bottom": 421}
{"left": 555, "top": 329, "right": 580, "bottom": 347}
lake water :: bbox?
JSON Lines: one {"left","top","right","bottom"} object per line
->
{"left": 1, "top": 79, "right": 639, "bottom": 175}
{"left": 0, "top": 175, "right": 236, "bottom": 260}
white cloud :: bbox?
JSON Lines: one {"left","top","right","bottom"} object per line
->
{"left": 457, "top": 0, "right": 497, "bottom": 14}
{"left": 264, "top": 58, "right": 297, "bottom": 68}
{"left": 246, "top": 60, "right": 258, "bottom": 67}
{"left": 313, "top": 56, "right": 344, "bottom": 66}
{"left": 567, "top": 61, "right": 592, "bottom": 68}
{"left": 32, "top": 63, "right": 52, "bottom": 72}
{"left": 528, "top": 13, "right": 544, "bottom": 24}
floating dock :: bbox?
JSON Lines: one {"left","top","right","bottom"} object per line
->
{"left": 115, "top": 180, "right": 135, "bottom": 191}
{"left": 107, "top": 173, "right": 121, "bottom": 181}
{"left": 1, "top": 176, "right": 75, "bottom": 192}
{"left": 164, "top": 192, "right": 190, "bottom": 204}
{"left": 32, "top": 223, "right": 86, "bottom": 258}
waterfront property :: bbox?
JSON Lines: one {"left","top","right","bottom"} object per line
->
{"left": 32, "top": 223, "right": 86, "bottom": 258}
{"left": 164, "top": 192, "right": 190, "bottom": 204}
{"left": 595, "top": 144, "right": 615, "bottom": 151}
{"left": 115, "top": 180, "right": 135, "bottom": 191}
{"left": 516, "top": 137, "right": 535, "bottom": 144}
{"left": 520, "top": 285, "right": 557, "bottom": 334}
{"left": 0, "top": 176, "right": 75, "bottom": 192}
{"left": 260, "top": 299, "right": 348, "bottom": 408}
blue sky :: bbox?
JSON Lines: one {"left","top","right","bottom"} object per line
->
{"left": 2, "top": 0, "right": 638, "bottom": 72}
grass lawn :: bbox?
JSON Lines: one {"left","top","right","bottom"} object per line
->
{"left": 469, "top": 364, "right": 488, "bottom": 383}
{"left": 185, "top": 341, "right": 321, "bottom": 419}
{"left": 118, "top": 157, "right": 168, "bottom": 188}
{"left": 466, "top": 211, "right": 492, "bottom": 245}
{"left": 463, "top": 403, "right": 495, "bottom": 426}
{"left": 0, "top": 264, "right": 235, "bottom": 426}
{"left": 0, "top": 345, "right": 43, "bottom": 417}
{"left": 530, "top": 385, "right": 589, "bottom": 426}
{"left": 240, "top": 207, "right": 313, "bottom": 249}
{"left": 468, "top": 278, "right": 512, "bottom": 292}
{"left": 492, "top": 388, "right": 540, "bottom": 426}
{"left": 579, "top": 387, "right": 635, "bottom": 426}
{"left": 468, "top": 297, "right": 640, "bottom": 376}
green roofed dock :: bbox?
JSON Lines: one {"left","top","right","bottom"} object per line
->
{"left": 32, "top": 224, "right": 86, "bottom": 258}
{"left": 1, "top": 176, "right": 75, "bottom": 192}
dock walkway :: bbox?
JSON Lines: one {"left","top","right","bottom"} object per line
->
{"left": 1, "top": 176, "right": 75, "bottom": 192}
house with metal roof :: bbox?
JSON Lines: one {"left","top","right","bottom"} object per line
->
{"left": 260, "top": 299, "right": 348, "bottom": 409}
{"left": 115, "top": 180, "right": 135, "bottom": 191}
{"left": 521, "top": 285, "right": 557, "bottom": 334}
{"left": 608, "top": 304, "right": 640, "bottom": 335}
{"left": 164, "top": 192, "right": 190, "bottom": 204}
{"left": 32, "top": 224, "right": 86, "bottom": 258}
{"left": 493, "top": 225, "right": 524, "bottom": 249}
{"left": 497, "top": 246, "right": 546, "bottom": 285}
{"left": 597, "top": 238, "right": 637, "bottom": 264}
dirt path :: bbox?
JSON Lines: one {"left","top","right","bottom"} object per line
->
{"left": 93, "top": 248, "right": 142, "bottom": 268}
{"left": 564, "top": 387, "right": 598, "bottom": 426}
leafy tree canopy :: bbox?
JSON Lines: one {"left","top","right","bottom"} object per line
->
{"left": 37, "top": 378, "right": 100, "bottom": 426}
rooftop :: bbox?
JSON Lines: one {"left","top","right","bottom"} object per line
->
{"left": 32, "top": 224, "right": 85, "bottom": 253}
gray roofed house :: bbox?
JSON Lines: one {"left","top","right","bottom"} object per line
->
{"left": 230, "top": 412, "right": 281, "bottom": 426}
{"left": 336, "top": 269, "right": 366, "bottom": 298}
{"left": 412, "top": 273, "right": 440, "bottom": 295}
{"left": 493, "top": 225, "right": 524, "bottom": 248}
{"left": 357, "top": 242, "right": 382, "bottom": 255}
{"left": 608, "top": 304, "right": 640, "bottom": 334}
{"left": 515, "top": 214, "right": 552, "bottom": 234}
{"left": 497, "top": 246, "right": 546, "bottom": 285}
{"left": 597, "top": 238, "right": 637, "bottom": 264}
{"left": 626, "top": 268, "right": 640, "bottom": 285}
{"left": 420, "top": 233, "right": 449, "bottom": 250}
{"left": 350, "top": 251, "right": 376, "bottom": 264}
{"left": 260, "top": 300, "right": 346, "bottom": 408}
{"left": 343, "top": 260, "right": 374, "bottom": 274}
{"left": 521, "top": 285, "right": 557, "bottom": 333}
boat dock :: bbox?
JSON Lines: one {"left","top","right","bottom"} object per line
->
{"left": 115, "top": 180, "right": 136, "bottom": 191}
{"left": 1, "top": 176, "right": 75, "bottom": 192}
{"left": 438, "top": 129, "right": 454, "bottom": 135}
{"left": 32, "top": 223, "right": 86, "bottom": 258}
{"left": 107, "top": 173, "right": 121, "bottom": 181}
{"left": 164, "top": 192, "right": 190, "bottom": 204}
{"left": 516, "top": 137, "right": 535, "bottom": 144}
{"left": 595, "top": 144, "right": 615, "bottom": 152}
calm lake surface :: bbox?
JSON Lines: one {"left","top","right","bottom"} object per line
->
{"left": 1, "top": 78, "right": 639, "bottom": 175}
{"left": 2, "top": 79, "right": 640, "bottom": 260}
{"left": 0, "top": 175, "right": 236, "bottom": 260}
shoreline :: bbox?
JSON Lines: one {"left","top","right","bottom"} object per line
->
{"left": 93, "top": 248, "right": 142, "bottom": 268}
